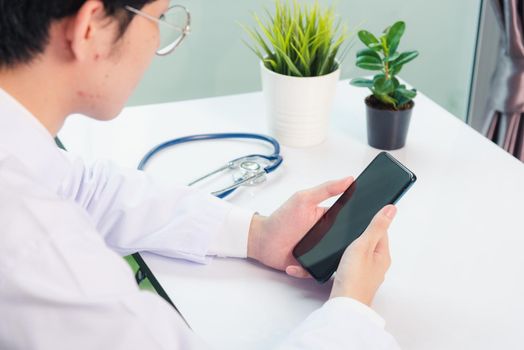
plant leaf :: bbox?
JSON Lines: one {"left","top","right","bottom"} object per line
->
{"left": 242, "top": 39, "right": 264, "bottom": 62}
{"left": 380, "top": 35, "right": 388, "bottom": 54}
{"left": 356, "top": 55, "right": 382, "bottom": 66}
{"left": 387, "top": 21, "right": 405, "bottom": 55}
{"left": 263, "top": 58, "right": 278, "bottom": 71}
{"left": 373, "top": 92, "right": 397, "bottom": 107}
{"left": 241, "top": 0, "right": 349, "bottom": 77}
{"left": 392, "top": 77, "right": 400, "bottom": 89}
{"left": 373, "top": 76, "right": 396, "bottom": 95}
{"left": 356, "top": 48, "right": 382, "bottom": 61}
{"left": 392, "top": 92, "right": 409, "bottom": 107}
{"left": 358, "top": 30, "right": 379, "bottom": 48}
{"left": 391, "top": 87, "right": 417, "bottom": 107}
{"left": 384, "top": 52, "right": 400, "bottom": 62}
{"left": 356, "top": 62, "right": 383, "bottom": 71}
{"left": 369, "top": 42, "right": 383, "bottom": 51}
{"left": 390, "top": 64, "right": 402, "bottom": 76}
{"left": 397, "top": 87, "right": 417, "bottom": 99}
{"left": 390, "top": 51, "right": 419, "bottom": 68}
{"left": 274, "top": 45, "right": 304, "bottom": 77}
{"left": 350, "top": 78, "right": 374, "bottom": 88}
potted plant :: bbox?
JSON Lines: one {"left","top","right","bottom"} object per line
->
{"left": 242, "top": 0, "right": 349, "bottom": 147}
{"left": 350, "top": 21, "right": 419, "bottom": 150}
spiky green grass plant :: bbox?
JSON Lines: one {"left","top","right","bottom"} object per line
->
{"left": 242, "top": 0, "right": 349, "bottom": 77}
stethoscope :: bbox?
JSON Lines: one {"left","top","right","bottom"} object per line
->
{"left": 138, "top": 133, "right": 283, "bottom": 198}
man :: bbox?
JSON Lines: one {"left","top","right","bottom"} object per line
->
{"left": 0, "top": 0, "right": 401, "bottom": 348}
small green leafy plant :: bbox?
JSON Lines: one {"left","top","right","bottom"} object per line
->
{"left": 350, "top": 21, "right": 419, "bottom": 109}
{"left": 242, "top": 0, "right": 349, "bottom": 77}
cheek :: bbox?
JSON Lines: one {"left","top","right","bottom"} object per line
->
{"left": 123, "top": 25, "right": 159, "bottom": 78}
{"left": 125, "top": 36, "right": 157, "bottom": 88}
{"left": 128, "top": 32, "right": 158, "bottom": 84}
{"left": 111, "top": 27, "right": 158, "bottom": 81}
{"left": 141, "top": 29, "right": 160, "bottom": 62}
{"left": 82, "top": 25, "right": 159, "bottom": 120}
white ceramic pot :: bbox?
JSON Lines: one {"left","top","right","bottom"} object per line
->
{"left": 260, "top": 61, "right": 340, "bottom": 147}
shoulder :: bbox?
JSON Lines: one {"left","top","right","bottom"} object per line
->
{"left": 0, "top": 151, "right": 115, "bottom": 276}
{"left": 0, "top": 151, "right": 61, "bottom": 204}
{"left": 0, "top": 151, "right": 93, "bottom": 242}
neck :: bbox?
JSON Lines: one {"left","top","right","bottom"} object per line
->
{"left": 0, "top": 64, "right": 72, "bottom": 137}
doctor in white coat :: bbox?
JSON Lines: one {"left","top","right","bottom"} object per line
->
{"left": 0, "top": 0, "right": 401, "bottom": 349}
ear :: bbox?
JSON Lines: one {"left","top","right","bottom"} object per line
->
{"left": 65, "top": 0, "right": 111, "bottom": 62}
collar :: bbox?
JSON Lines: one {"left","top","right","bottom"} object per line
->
{"left": 0, "top": 87, "right": 72, "bottom": 194}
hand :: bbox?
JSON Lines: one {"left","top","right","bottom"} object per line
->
{"left": 247, "top": 176, "right": 354, "bottom": 278}
{"left": 329, "top": 205, "right": 396, "bottom": 306}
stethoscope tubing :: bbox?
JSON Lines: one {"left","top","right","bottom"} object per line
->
{"left": 137, "top": 133, "right": 283, "bottom": 198}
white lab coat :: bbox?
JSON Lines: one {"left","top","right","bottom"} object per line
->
{"left": 0, "top": 88, "right": 400, "bottom": 350}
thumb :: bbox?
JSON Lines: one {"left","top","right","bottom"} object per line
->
{"left": 285, "top": 265, "right": 312, "bottom": 279}
{"left": 306, "top": 176, "right": 354, "bottom": 204}
{"left": 361, "top": 205, "right": 397, "bottom": 245}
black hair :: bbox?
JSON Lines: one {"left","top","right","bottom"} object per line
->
{"left": 0, "top": 0, "right": 155, "bottom": 68}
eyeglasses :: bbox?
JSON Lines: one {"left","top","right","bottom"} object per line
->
{"left": 125, "top": 4, "right": 191, "bottom": 56}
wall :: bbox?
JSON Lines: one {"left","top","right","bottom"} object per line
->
{"left": 129, "top": 0, "right": 482, "bottom": 121}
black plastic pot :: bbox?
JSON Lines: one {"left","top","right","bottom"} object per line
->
{"left": 365, "top": 96, "right": 414, "bottom": 150}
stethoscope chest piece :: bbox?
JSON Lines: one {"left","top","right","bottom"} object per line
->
{"left": 233, "top": 160, "right": 267, "bottom": 186}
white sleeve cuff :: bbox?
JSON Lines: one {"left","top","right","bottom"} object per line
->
{"left": 323, "top": 297, "right": 386, "bottom": 328}
{"left": 208, "top": 206, "right": 255, "bottom": 258}
{"left": 276, "top": 296, "right": 399, "bottom": 349}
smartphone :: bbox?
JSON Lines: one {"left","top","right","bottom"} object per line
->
{"left": 292, "top": 152, "right": 416, "bottom": 283}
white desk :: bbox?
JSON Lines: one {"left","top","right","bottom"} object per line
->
{"left": 60, "top": 81, "right": 524, "bottom": 349}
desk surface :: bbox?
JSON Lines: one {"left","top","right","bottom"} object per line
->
{"left": 61, "top": 81, "right": 524, "bottom": 349}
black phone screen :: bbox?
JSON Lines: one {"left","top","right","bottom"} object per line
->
{"left": 292, "top": 152, "right": 416, "bottom": 283}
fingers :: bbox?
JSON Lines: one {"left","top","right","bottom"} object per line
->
{"left": 302, "top": 176, "right": 354, "bottom": 204}
{"left": 361, "top": 205, "right": 397, "bottom": 246}
{"left": 286, "top": 265, "right": 312, "bottom": 279}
